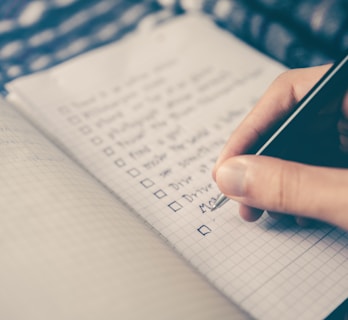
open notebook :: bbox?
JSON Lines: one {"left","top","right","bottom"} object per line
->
{"left": 2, "top": 13, "right": 347, "bottom": 320}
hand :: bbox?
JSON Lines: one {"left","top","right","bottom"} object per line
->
{"left": 213, "top": 64, "right": 348, "bottom": 231}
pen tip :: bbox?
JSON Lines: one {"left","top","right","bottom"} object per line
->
{"left": 211, "top": 194, "right": 229, "bottom": 211}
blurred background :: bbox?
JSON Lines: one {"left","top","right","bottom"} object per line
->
{"left": 0, "top": 0, "right": 348, "bottom": 88}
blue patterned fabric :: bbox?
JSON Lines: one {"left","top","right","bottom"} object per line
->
{"left": 0, "top": 0, "right": 346, "bottom": 89}
{"left": 0, "top": 0, "right": 177, "bottom": 87}
{"left": 168, "top": 0, "right": 347, "bottom": 68}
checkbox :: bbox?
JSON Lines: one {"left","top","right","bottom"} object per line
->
{"left": 127, "top": 168, "right": 141, "bottom": 177}
{"left": 91, "top": 136, "right": 103, "bottom": 145}
{"left": 168, "top": 201, "right": 183, "bottom": 212}
{"left": 154, "top": 189, "right": 167, "bottom": 199}
{"left": 80, "top": 125, "right": 92, "bottom": 135}
{"left": 103, "top": 147, "right": 115, "bottom": 156}
{"left": 115, "top": 158, "right": 126, "bottom": 168}
{"left": 197, "top": 225, "right": 212, "bottom": 236}
{"left": 140, "top": 178, "right": 155, "bottom": 188}
{"left": 68, "top": 115, "right": 81, "bottom": 125}
{"left": 58, "top": 106, "right": 70, "bottom": 115}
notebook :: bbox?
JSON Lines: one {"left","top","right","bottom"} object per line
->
{"left": 2, "top": 13, "right": 347, "bottom": 320}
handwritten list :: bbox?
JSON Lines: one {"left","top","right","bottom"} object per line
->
{"left": 48, "top": 30, "right": 272, "bottom": 224}
{"left": 7, "top": 15, "right": 348, "bottom": 320}
{"left": 53, "top": 56, "right": 267, "bottom": 240}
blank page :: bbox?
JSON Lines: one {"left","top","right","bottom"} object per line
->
{"left": 7, "top": 14, "right": 348, "bottom": 320}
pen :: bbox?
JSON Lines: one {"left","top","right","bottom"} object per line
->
{"left": 212, "top": 51, "right": 348, "bottom": 211}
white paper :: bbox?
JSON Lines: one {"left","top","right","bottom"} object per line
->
{"left": 7, "top": 14, "right": 348, "bottom": 320}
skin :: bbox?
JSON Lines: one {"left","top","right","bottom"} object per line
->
{"left": 213, "top": 64, "right": 348, "bottom": 231}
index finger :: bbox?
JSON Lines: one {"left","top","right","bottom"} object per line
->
{"left": 213, "top": 64, "right": 331, "bottom": 179}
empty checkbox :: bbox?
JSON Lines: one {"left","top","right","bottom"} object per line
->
{"left": 91, "top": 137, "right": 103, "bottom": 145}
{"left": 58, "top": 106, "right": 70, "bottom": 115}
{"left": 103, "top": 147, "right": 115, "bottom": 156}
{"left": 80, "top": 125, "right": 92, "bottom": 135}
{"left": 197, "top": 225, "right": 212, "bottom": 236}
{"left": 115, "top": 159, "right": 126, "bottom": 168}
{"left": 154, "top": 189, "right": 167, "bottom": 199}
{"left": 140, "top": 178, "right": 155, "bottom": 188}
{"left": 168, "top": 201, "right": 183, "bottom": 212}
{"left": 127, "top": 168, "right": 141, "bottom": 177}
{"left": 68, "top": 115, "right": 81, "bottom": 125}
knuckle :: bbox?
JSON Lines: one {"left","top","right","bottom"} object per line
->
{"left": 274, "top": 163, "right": 299, "bottom": 213}
{"left": 272, "top": 69, "right": 297, "bottom": 88}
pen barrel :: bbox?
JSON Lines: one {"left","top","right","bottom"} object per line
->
{"left": 249, "top": 52, "right": 348, "bottom": 168}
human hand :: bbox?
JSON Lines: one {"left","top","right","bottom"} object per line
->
{"left": 213, "top": 64, "right": 348, "bottom": 230}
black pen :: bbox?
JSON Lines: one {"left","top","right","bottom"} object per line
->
{"left": 212, "top": 51, "right": 348, "bottom": 211}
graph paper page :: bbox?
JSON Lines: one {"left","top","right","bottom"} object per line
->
{"left": 7, "top": 14, "right": 348, "bottom": 320}
{"left": 0, "top": 100, "right": 247, "bottom": 319}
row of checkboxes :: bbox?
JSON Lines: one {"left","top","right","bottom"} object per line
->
{"left": 62, "top": 112, "right": 199, "bottom": 216}
{"left": 113, "top": 157, "right": 184, "bottom": 212}
{"left": 64, "top": 111, "right": 211, "bottom": 232}
{"left": 64, "top": 114, "right": 177, "bottom": 207}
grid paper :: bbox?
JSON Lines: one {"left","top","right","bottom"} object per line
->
{"left": 0, "top": 97, "right": 247, "bottom": 319}
{"left": 6, "top": 14, "right": 348, "bottom": 320}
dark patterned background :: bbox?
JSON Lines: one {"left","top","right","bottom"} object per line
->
{"left": 0, "top": 0, "right": 347, "bottom": 89}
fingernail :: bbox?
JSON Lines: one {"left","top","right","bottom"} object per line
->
{"left": 216, "top": 159, "right": 247, "bottom": 197}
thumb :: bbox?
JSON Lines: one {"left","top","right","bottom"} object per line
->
{"left": 215, "top": 155, "right": 348, "bottom": 230}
